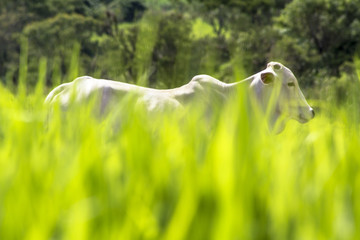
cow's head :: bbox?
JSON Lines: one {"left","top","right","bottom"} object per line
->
{"left": 250, "top": 62, "right": 315, "bottom": 132}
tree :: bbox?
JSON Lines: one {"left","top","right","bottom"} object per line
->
{"left": 276, "top": 0, "right": 360, "bottom": 80}
{"left": 23, "top": 13, "right": 100, "bottom": 85}
{"left": 0, "top": 7, "right": 35, "bottom": 84}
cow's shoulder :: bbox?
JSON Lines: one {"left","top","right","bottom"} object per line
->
{"left": 189, "top": 74, "right": 227, "bottom": 95}
{"left": 190, "top": 74, "right": 224, "bottom": 86}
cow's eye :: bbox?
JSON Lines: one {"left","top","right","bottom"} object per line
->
{"left": 287, "top": 82, "right": 295, "bottom": 87}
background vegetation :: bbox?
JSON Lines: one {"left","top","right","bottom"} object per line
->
{"left": 1, "top": 0, "right": 360, "bottom": 239}
{"left": 1, "top": 0, "right": 360, "bottom": 99}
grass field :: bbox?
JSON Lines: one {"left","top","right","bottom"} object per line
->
{"left": 1, "top": 61, "right": 360, "bottom": 240}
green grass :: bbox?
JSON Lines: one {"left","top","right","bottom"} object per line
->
{"left": 1, "top": 59, "right": 360, "bottom": 240}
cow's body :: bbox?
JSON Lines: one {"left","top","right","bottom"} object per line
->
{"left": 45, "top": 62, "right": 314, "bottom": 130}
{"left": 45, "top": 74, "right": 230, "bottom": 111}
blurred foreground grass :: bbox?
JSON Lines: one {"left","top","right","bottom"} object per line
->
{"left": 1, "top": 62, "right": 360, "bottom": 240}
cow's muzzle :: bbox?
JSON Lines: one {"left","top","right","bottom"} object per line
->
{"left": 310, "top": 108, "right": 315, "bottom": 118}
{"left": 297, "top": 107, "right": 315, "bottom": 123}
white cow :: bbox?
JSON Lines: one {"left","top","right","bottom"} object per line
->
{"left": 45, "top": 62, "right": 314, "bottom": 131}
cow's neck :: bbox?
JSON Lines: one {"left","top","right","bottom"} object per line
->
{"left": 169, "top": 74, "right": 256, "bottom": 104}
{"left": 224, "top": 74, "right": 255, "bottom": 96}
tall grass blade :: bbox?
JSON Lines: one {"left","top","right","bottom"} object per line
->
{"left": 18, "top": 37, "right": 28, "bottom": 99}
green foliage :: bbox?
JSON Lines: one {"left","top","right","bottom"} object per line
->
{"left": 18, "top": 37, "right": 28, "bottom": 98}
{"left": 0, "top": 7, "right": 34, "bottom": 81}
{"left": 24, "top": 13, "right": 100, "bottom": 57}
{"left": 24, "top": 0, "right": 87, "bottom": 17}
{"left": 134, "top": 11, "right": 160, "bottom": 86}
{"left": 90, "top": 9, "right": 194, "bottom": 88}
{"left": 151, "top": 10, "right": 193, "bottom": 87}
{"left": 276, "top": 0, "right": 360, "bottom": 79}
{"left": 1, "top": 1, "right": 360, "bottom": 238}
{"left": 1, "top": 52, "right": 360, "bottom": 239}
{"left": 22, "top": 13, "right": 100, "bottom": 86}
{"left": 191, "top": 18, "right": 216, "bottom": 39}
{"left": 237, "top": 26, "right": 280, "bottom": 73}
{"left": 1, "top": 0, "right": 360, "bottom": 102}
{"left": 90, "top": 23, "right": 138, "bottom": 82}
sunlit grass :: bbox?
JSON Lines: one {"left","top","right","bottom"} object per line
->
{"left": 0, "top": 82, "right": 359, "bottom": 240}
{"left": 1, "top": 51, "right": 360, "bottom": 239}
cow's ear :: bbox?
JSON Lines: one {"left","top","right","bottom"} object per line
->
{"left": 261, "top": 72, "right": 274, "bottom": 85}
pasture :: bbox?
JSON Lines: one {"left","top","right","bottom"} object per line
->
{"left": 0, "top": 60, "right": 360, "bottom": 240}
{"left": 2, "top": 0, "right": 360, "bottom": 238}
